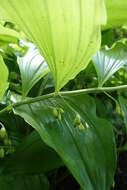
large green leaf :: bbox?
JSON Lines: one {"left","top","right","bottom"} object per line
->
{"left": 0, "top": 104, "right": 62, "bottom": 174}
{"left": 17, "top": 45, "right": 49, "bottom": 97}
{"left": 14, "top": 95, "right": 116, "bottom": 190}
{"left": 0, "top": 0, "right": 106, "bottom": 92}
{"left": 0, "top": 173, "right": 49, "bottom": 190}
{"left": 104, "top": 0, "right": 127, "bottom": 30}
{"left": 0, "top": 55, "right": 8, "bottom": 100}
{"left": 2, "top": 131, "right": 62, "bottom": 175}
{"left": 93, "top": 43, "right": 127, "bottom": 87}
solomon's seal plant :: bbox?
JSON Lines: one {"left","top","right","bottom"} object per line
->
{"left": 0, "top": 0, "right": 127, "bottom": 189}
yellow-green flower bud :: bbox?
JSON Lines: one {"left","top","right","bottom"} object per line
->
{"left": 78, "top": 123, "right": 85, "bottom": 131}
{"left": 59, "top": 108, "right": 64, "bottom": 114}
{"left": 0, "top": 148, "right": 5, "bottom": 159}
{"left": 58, "top": 112, "right": 62, "bottom": 121}
{"left": 74, "top": 114, "right": 81, "bottom": 125}
{"left": 0, "top": 126, "right": 7, "bottom": 139}
{"left": 53, "top": 108, "right": 58, "bottom": 118}
{"left": 4, "top": 138, "right": 11, "bottom": 146}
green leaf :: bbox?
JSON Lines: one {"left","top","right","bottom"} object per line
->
{"left": 104, "top": 0, "right": 127, "bottom": 30}
{"left": 0, "top": 24, "right": 19, "bottom": 45}
{"left": 0, "top": 173, "right": 49, "bottom": 190}
{"left": 3, "top": 131, "right": 63, "bottom": 175}
{"left": 119, "top": 96, "right": 127, "bottom": 134}
{"left": 0, "top": 99, "right": 62, "bottom": 174}
{"left": 14, "top": 95, "right": 116, "bottom": 190}
{"left": 0, "top": 0, "right": 107, "bottom": 92}
{"left": 0, "top": 55, "right": 8, "bottom": 100}
{"left": 93, "top": 43, "right": 127, "bottom": 87}
{"left": 17, "top": 45, "right": 49, "bottom": 97}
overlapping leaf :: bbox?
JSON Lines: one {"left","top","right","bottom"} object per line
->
{"left": 119, "top": 96, "right": 127, "bottom": 135}
{"left": 93, "top": 43, "right": 127, "bottom": 87}
{"left": 17, "top": 45, "right": 49, "bottom": 97}
{"left": 14, "top": 95, "right": 116, "bottom": 190}
{"left": 104, "top": 0, "right": 127, "bottom": 30}
{"left": 2, "top": 131, "right": 62, "bottom": 175}
{"left": 0, "top": 174, "right": 49, "bottom": 190}
{"left": 0, "top": 24, "right": 19, "bottom": 45}
{"left": 0, "top": 55, "right": 8, "bottom": 100}
{"left": 0, "top": 104, "right": 62, "bottom": 174}
{"left": 0, "top": 0, "right": 106, "bottom": 91}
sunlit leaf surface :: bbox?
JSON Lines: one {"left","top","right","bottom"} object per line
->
{"left": 104, "top": 0, "right": 127, "bottom": 30}
{"left": 17, "top": 44, "right": 49, "bottom": 97}
{"left": 0, "top": 0, "right": 106, "bottom": 91}
{"left": 93, "top": 43, "right": 127, "bottom": 87}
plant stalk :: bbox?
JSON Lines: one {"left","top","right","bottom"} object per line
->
{"left": 0, "top": 84, "right": 127, "bottom": 115}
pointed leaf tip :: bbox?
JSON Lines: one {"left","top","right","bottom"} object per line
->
{"left": 0, "top": 0, "right": 106, "bottom": 91}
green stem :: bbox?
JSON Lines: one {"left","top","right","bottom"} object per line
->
{"left": 104, "top": 91, "right": 119, "bottom": 106}
{"left": 0, "top": 84, "right": 127, "bottom": 115}
{"left": 117, "top": 147, "right": 127, "bottom": 152}
{"left": 60, "top": 85, "right": 127, "bottom": 96}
